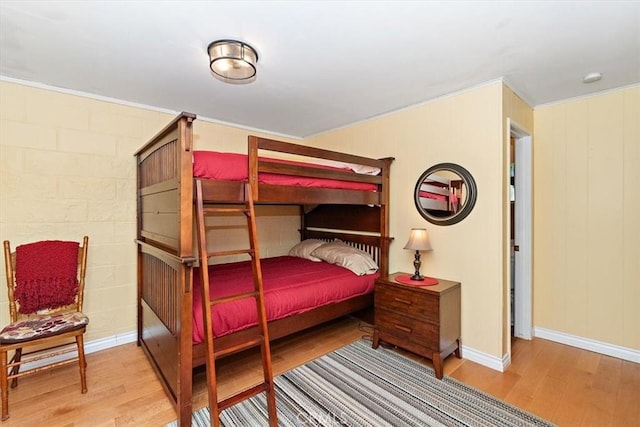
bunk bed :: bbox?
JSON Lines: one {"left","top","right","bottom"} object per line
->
{"left": 135, "top": 112, "right": 393, "bottom": 425}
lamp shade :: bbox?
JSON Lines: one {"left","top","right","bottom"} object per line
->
{"left": 403, "top": 228, "right": 432, "bottom": 251}
{"left": 208, "top": 39, "right": 258, "bottom": 83}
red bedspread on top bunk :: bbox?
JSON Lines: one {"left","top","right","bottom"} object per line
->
{"left": 193, "top": 151, "right": 377, "bottom": 191}
{"left": 192, "top": 256, "right": 377, "bottom": 343}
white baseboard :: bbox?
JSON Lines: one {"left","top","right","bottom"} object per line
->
{"left": 459, "top": 327, "right": 640, "bottom": 375}
{"left": 534, "top": 327, "right": 640, "bottom": 363}
{"left": 22, "top": 327, "right": 639, "bottom": 375}
{"left": 18, "top": 330, "right": 138, "bottom": 371}
{"left": 30, "top": 330, "right": 517, "bottom": 375}
{"left": 461, "top": 345, "right": 510, "bottom": 372}
{"left": 84, "top": 331, "right": 138, "bottom": 354}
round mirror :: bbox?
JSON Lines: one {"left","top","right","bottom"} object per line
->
{"left": 413, "top": 163, "right": 477, "bottom": 226}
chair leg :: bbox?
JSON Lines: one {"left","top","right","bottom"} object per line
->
{"left": 1, "top": 351, "right": 9, "bottom": 421}
{"left": 9, "top": 349, "right": 21, "bottom": 389}
{"left": 76, "top": 335, "right": 87, "bottom": 394}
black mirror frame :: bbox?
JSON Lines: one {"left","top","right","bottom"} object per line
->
{"left": 413, "top": 162, "right": 478, "bottom": 226}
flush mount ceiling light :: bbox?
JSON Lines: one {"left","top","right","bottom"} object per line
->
{"left": 207, "top": 39, "right": 258, "bottom": 84}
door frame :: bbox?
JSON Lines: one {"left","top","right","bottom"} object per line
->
{"left": 509, "top": 120, "right": 533, "bottom": 340}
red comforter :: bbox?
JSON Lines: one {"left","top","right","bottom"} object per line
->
{"left": 192, "top": 256, "right": 377, "bottom": 343}
{"left": 193, "top": 151, "right": 377, "bottom": 191}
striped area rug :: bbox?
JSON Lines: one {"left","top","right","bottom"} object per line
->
{"left": 168, "top": 339, "right": 554, "bottom": 427}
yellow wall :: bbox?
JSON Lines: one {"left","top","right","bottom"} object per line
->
{"left": 0, "top": 81, "right": 299, "bottom": 342}
{"left": 308, "top": 82, "right": 507, "bottom": 357}
{"left": 533, "top": 86, "right": 640, "bottom": 350}
{"left": 3, "top": 77, "right": 635, "bottom": 363}
{"left": 0, "top": 81, "right": 165, "bottom": 340}
{"left": 0, "top": 79, "right": 529, "bottom": 362}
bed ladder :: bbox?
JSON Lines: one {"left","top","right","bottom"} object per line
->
{"left": 194, "top": 179, "right": 278, "bottom": 427}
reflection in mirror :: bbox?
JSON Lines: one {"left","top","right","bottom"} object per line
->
{"left": 414, "top": 163, "right": 477, "bottom": 226}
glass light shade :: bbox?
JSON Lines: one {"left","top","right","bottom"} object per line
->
{"left": 208, "top": 40, "right": 258, "bottom": 83}
{"left": 403, "top": 228, "right": 432, "bottom": 251}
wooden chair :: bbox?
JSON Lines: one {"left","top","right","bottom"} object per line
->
{"left": 1, "top": 236, "right": 89, "bottom": 421}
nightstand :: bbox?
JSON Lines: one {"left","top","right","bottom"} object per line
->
{"left": 372, "top": 272, "right": 461, "bottom": 379}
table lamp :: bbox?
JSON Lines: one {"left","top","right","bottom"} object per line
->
{"left": 403, "top": 228, "right": 433, "bottom": 281}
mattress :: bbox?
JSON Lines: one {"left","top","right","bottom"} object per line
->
{"left": 192, "top": 256, "right": 377, "bottom": 343}
{"left": 193, "top": 151, "right": 378, "bottom": 191}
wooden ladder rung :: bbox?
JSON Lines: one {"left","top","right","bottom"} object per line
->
{"left": 218, "top": 383, "right": 269, "bottom": 412}
{"left": 207, "top": 248, "right": 254, "bottom": 258}
{"left": 203, "top": 207, "right": 250, "bottom": 214}
{"left": 214, "top": 335, "right": 264, "bottom": 359}
{"left": 210, "top": 291, "right": 259, "bottom": 306}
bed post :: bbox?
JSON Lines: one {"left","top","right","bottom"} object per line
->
{"left": 135, "top": 112, "right": 197, "bottom": 427}
{"left": 178, "top": 115, "right": 195, "bottom": 258}
{"left": 379, "top": 157, "right": 394, "bottom": 277}
{"left": 248, "top": 136, "right": 259, "bottom": 201}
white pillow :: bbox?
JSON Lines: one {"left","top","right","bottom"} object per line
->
{"left": 310, "top": 241, "right": 378, "bottom": 276}
{"left": 311, "top": 159, "right": 381, "bottom": 175}
{"left": 288, "top": 239, "right": 326, "bottom": 262}
{"left": 346, "top": 163, "right": 381, "bottom": 175}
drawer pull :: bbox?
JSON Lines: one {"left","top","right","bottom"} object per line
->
{"left": 394, "top": 297, "right": 412, "bottom": 305}
{"left": 394, "top": 324, "right": 412, "bottom": 333}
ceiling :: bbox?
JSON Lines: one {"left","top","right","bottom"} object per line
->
{"left": 1, "top": 1, "right": 638, "bottom": 139}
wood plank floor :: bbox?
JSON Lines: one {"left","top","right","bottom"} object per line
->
{"left": 2, "top": 317, "right": 638, "bottom": 426}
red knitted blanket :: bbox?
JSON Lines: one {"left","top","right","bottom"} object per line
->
{"left": 14, "top": 240, "right": 80, "bottom": 314}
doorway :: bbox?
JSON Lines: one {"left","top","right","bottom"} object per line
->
{"left": 509, "top": 121, "right": 532, "bottom": 340}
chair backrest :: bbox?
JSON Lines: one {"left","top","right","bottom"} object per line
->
{"left": 3, "top": 236, "right": 88, "bottom": 322}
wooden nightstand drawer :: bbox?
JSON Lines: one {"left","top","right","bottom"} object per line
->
{"left": 375, "top": 282, "right": 439, "bottom": 323}
{"left": 375, "top": 308, "right": 439, "bottom": 351}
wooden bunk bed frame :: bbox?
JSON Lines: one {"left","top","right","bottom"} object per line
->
{"left": 135, "top": 112, "right": 393, "bottom": 425}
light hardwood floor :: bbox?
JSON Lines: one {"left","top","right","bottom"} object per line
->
{"left": 2, "top": 317, "right": 638, "bottom": 426}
